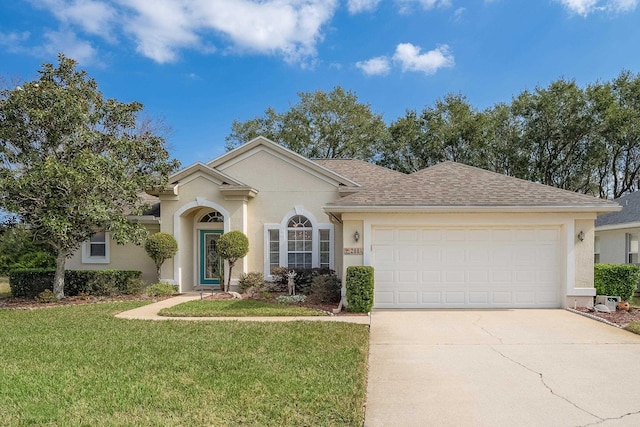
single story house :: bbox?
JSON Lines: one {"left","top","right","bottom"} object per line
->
{"left": 595, "top": 191, "right": 640, "bottom": 264}
{"left": 67, "top": 136, "right": 620, "bottom": 309}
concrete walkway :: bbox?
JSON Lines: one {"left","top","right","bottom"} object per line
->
{"left": 115, "top": 292, "right": 371, "bottom": 324}
{"left": 364, "top": 309, "right": 640, "bottom": 427}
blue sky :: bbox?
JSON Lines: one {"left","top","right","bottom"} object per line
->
{"left": 1, "top": 0, "right": 639, "bottom": 167}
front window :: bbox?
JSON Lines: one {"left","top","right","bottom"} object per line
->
{"left": 82, "top": 231, "right": 110, "bottom": 264}
{"left": 626, "top": 233, "right": 638, "bottom": 264}
{"left": 594, "top": 236, "right": 600, "bottom": 264}
{"left": 287, "top": 215, "right": 312, "bottom": 269}
{"left": 264, "top": 211, "right": 333, "bottom": 277}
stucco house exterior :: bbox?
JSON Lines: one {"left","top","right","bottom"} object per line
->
{"left": 595, "top": 191, "right": 639, "bottom": 265}
{"left": 67, "top": 136, "right": 620, "bottom": 309}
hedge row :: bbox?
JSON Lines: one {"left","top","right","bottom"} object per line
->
{"left": 594, "top": 264, "right": 640, "bottom": 301}
{"left": 345, "top": 266, "right": 374, "bottom": 313}
{"left": 9, "top": 269, "right": 142, "bottom": 298}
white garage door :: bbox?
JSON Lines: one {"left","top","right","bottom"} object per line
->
{"left": 371, "top": 226, "right": 562, "bottom": 308}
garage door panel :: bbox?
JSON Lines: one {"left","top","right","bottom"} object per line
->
{"left": 372, "top": 225, "right": 562, "bottom": 309}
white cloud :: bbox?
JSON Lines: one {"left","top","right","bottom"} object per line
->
{"left": 554, "top": 0, "right": 637, "bottom": 15}
{"left": 396, "top": 0, "right": 451, "bottom": 14}
{"left": 26, "top": 0, "right": 339, "bottom": 65}
{"left": 393, "top": 43, "right": 454, "bottom": 74}
{"left": 30, "top": 0, "right": 117, "bottom": 39}
{"left": 356, "top": 56, "right": 391, "bottom": 75}
{"left": 0, "top": 31, "right": 31, "bottom": 47}
{"left": 453, "top": 7, "right": 466, "bottom": 21}
{"left": 41, "top": 30, "right": 99, "bottom": 65}
{"left": 347, "top": 0, "right": 381, "bottom": 14}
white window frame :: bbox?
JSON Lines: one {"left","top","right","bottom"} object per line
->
{"left": 594, "top": 236, "right": 600, "bottom": 264}
{"left": 626, "top": 233, "right": 638, "bottom": 264}
{"left": 263, "top": 208, "right": 334, "bottom": 278}
{"left": 82, "top": 231, "right": 110, "bottom": 264}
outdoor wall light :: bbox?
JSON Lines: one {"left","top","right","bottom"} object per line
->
{"left": 354, "top": 230, "right": 360, "bottom": 242}
{"left": 577, "top": 230, "right": 585, "bottom": 241}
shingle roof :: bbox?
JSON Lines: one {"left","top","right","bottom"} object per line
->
{"left": 326, "top": 161, "right": 619, "bottom": 210}
{"left": 595, "top": 191, "right": 639, "bottom": 227}
{"left": 313, "top": 158, "right": 406, "bottom": 187}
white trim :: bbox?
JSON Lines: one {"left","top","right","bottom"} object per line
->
{"left": 325, "top": 205, "right": 620, "bottom": 214}
{"left": 596, "top": 221, "right": 640, "bottom": 232}
{"left": 81, "top": 231, "right": 110, "bottom": 264}
{"left": 173, "top": 199, "right": 230, "bottom": 292}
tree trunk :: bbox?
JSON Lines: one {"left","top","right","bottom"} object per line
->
{"left": 53, "top": 252, "right": 67, "bottom": 299}
{"left": 225, "top": 260, "right": 235, "bottom": 292}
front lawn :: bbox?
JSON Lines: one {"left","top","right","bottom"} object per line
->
{"left": 0, "top": 302, "right": 369, "bottom": 426}
{"left": 159, "top": 299, "right": 327, "bottom": 317}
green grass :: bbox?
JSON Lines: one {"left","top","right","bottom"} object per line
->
{"left": 0, "top": 302, "right": 368, "bottom": 426}
{"left": 626, "top": 320, "right": 640, "bottom": 335}
{"left": 159, "top": 299, "right": 328, "bottom": 317}
{"left": 0, "top": 276, "right": 10, "bottom": 298}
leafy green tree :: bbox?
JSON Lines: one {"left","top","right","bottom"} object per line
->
{"left": 380, "top": 94, "right": 486, "bottom": 172}
{"left": 0, "top": 54, "right": 180, "bottom": 298}
{"left": 226, "top": 86, "right": 389, "bottom": 162}
{"left": 510, "top": 79, "right": 599, "bottom": 194}
{"left": 216, "top": 231, "right": 249, "bottom": 292}
{"left": 587, "top": 70, "right": 640, "bottom": 198}
{"left": 144, "top": 232, "right": 178, "bottom": 281}
{"left": 0, "top": 223, "right": 55, "bottom": 275}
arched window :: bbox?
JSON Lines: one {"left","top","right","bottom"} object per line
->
{"left": 265, "top": 211, "right": 333, "bottom": 277}
{"left": 199, "top": 211, "right": 224, "bottom": 223}
{"left": 287, "top": 215, "right": 312, "bottom": 269}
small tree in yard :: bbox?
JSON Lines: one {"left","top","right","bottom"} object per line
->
{"left": 0, "top": 54, "right": 180, "bottom": 299}
{"left": 144, "top": 232, "right": 178, "bottom": 281}
{"left": 216, "top": 231, "right": 249, "bottom": 292}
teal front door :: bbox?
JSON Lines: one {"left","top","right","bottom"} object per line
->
{"left": 200, "top": 230, "right": 223, "bottom": 285}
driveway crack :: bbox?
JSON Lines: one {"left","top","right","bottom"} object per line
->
{"left": 473, "top": 315, "right": 504, "bottom": 344}
{"left": 489, "top": 345, "right": 604, "bottom": 424}
{"left": 577, "top": 409, "right": 640, "bottom": 426}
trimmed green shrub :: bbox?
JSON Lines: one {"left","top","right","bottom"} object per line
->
{"left": 144, "top": 232, "right": 178, "bottom": 280}
{"left": 9, "top": 269, "right": 142, "bottom": 298}
{"left": 146, "top": 282, "right": 178, "bottom": 297}
{"left": 594, "top": 264, "right": 640, "bottom": 301}
{"left": 125, "top": 278, "right": 146, "bottom": 295}
{"left": 217, "top": 231, "right": 250, "bottom": 292}
{"left": 238, "top": 272, "right": 265, "bottom": 293}
{"left": 346, "top": 266, "right": 374, "bottom": 313}
{"left": 9, "top": 268, "right": 55, "bottom": 298}
{"left": 309, "top": 274, "right": 341, "bottom": 304}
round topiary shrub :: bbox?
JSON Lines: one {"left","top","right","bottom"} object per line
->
{"left": 144, "top": 232, "right": 178, "bottom": 281}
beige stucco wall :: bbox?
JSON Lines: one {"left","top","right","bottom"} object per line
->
{"left": 574, "top": 219, "right": 594, "bottom": 289}
{"left": 66, "top": 224, "right": 159, "bottom": 284}
{"left": 161, "top": 149, "right": 344, "bottom": 291}
{"left": 342, "top": 219, "right": 364, "bottom": 281}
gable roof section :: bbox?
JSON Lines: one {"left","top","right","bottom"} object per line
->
{"left": 209, "top": 136, "right": 360, "bottom": 187}
{"left": 325, "top": 161, "right": 621, "bottom": 213}
{"left": 595, "top": 191, "right": 638, "bottom": 229}
{"left": 168, "top": 162, "right": 246, "bottom": 186}
{"left": 313, "top": 159, "right": 406, "bottom": 188}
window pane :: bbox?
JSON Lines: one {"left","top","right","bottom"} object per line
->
{"left": 91, "top": 231, "right": 106, "bottom": 243}
{"left": 320, "top": 242, "right": 329, "bottom": 252}
{"left": 90, "top": 243, "right": 106, "bottom": 257}
{"left": 269, "top": 229, "right": 279, "bottom": 240}
{"left": 632, "top": 235, "right": 638, "bottom": 253}
{"left": 319, "top": 229, "right": 329, "bottom": 240}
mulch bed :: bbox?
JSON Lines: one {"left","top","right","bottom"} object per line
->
{"left": 572, "top": 306, "right": 640, "bottom": 328}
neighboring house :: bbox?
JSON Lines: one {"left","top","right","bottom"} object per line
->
{"left": 67, "top": 136, "right": 620, "bottom": 309}
{"left": 595, "top": 191, "right": 640, "bottom": 265}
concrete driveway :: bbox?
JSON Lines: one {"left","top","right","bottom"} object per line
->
{"left": 365, "top": 310, "right": 640, "bottom": 427}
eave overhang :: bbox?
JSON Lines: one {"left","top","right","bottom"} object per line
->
{"left": 323, "top": 204, "right": 622, "bottom": 214}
